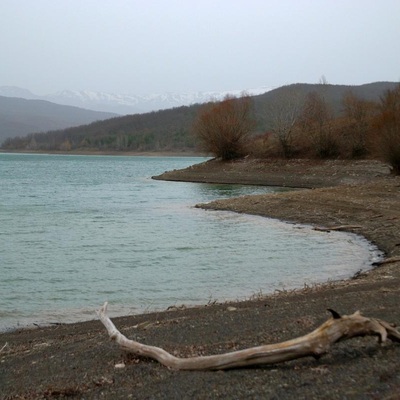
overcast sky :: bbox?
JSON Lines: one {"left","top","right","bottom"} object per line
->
{"left": 1, "top": 0, "right": 399, "bottom": 96}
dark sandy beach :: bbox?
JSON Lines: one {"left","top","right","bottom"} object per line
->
{"left": 1, "top": 158, "right": 399, "bottom": 399}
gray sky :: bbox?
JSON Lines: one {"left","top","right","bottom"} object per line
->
{"left": 1, "top": 0, "right": 399, "bottom": 95}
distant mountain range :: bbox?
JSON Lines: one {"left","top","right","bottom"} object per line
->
{"left": 0, "top": 85, "right": 271, "bottom": 144}
{"left": 0, "top": 95, "right": 117, "bottom": 144}
{"left": 0, "top": 86, "right": 272, "bottom": 115}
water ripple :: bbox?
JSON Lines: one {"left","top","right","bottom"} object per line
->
{"left": 0, "top": 153, "right": 382, "bottom": 331}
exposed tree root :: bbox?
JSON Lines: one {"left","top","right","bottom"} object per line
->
{"left": 97, "top": 303, "right": 400, "bottom": 370}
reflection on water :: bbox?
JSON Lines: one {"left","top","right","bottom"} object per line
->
{"left": 194, "top": 183, "right": 293, "bottom": 199}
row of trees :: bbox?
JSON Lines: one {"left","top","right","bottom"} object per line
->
{"left": 193, "top": 85, "right": 400, "bottom": 174}
{"left": 1, "top": 105, "right": 199, "bottom": 153}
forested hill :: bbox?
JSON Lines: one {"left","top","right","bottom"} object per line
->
{"left": 254, "top": 81, "right": 397, "bottom": 115}
{"left": 2, "top": 82, "right": 397, "bottom": 153}
{"left": 1, "top": 104, "right": 202, "bottom": 152}
{"left": 0, "top": 96, "right": 117, "bottom": 144}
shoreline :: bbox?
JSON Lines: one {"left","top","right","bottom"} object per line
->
{"left": 2, "top": 158, "right": 400, "bottom": 399}
{"left": 153, "top": 157, "right": 392, "bottom": 188}
{"left": 0, "top": 225, "right": 382, "bottom": 335}
{"left": 0, "top": 149, "right": 206, "bottom": 157}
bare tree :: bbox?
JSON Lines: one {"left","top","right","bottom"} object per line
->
{"left": 374, "top": 85, "right": 400, "bottom": 174}
{"left": 193, "top": 95, "right": 255, "bottom": 160}
{"left": 342, "top": 91, "right": 376, "bottom": 157}
{"left": 265, "top": 86, "right": 303, "bottom": 158}
{"left": 298, "top": 91, "right": 338, "bottom": 158}
{"left": 319, "top": 75, "right": 329, "bottom": 85}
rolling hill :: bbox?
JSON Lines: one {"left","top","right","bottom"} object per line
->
{"left": 2, "top": 82, "right": 398, "bottom": 153}
{"left": 0, "top": 96, "right": 117, "bottom": 144}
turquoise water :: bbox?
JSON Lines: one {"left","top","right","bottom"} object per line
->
{"left": 0, "top": 153, "right": 380, "bottom": 330}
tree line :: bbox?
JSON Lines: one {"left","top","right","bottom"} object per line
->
{"left": 193, "top": 84, "right": 400, "bottom": 174}
{"left": 2, "top": 82, "right": 399, "bottom": 173}
{"left": 1, "top": 105, "right": 201, "bottom": 153}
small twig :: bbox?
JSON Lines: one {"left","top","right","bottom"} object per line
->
{"left": 0, "top": 342, "right": 8, "bottom": 354}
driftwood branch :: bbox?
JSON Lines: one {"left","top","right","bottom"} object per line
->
{"left": 373, "top": 256, "right": 400, "bottom": 266}
{"left": 97, "top": 302, "right": 400, "bottom": 371}
{"left": 0, "top": 342, "right": 8, "bottom": 354}
{"left": 313, "top": 225, "right": 362, "bottom": 232}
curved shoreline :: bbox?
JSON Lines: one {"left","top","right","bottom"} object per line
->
{"left": 197, "top": 178, "right": 400, "bottom": 258}
{"left": 156, "top": 159, "right": 399, "bottom": 257}
{"left": 1, "top": 158, "right": 400, "bottom": 399}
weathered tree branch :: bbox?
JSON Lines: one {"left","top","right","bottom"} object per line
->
{"left": 313, "top": 225, "right": 362, "bottom": 232}
{"left": 372, "top": 256, "right": 400, "bottom": 266}
{"left": 0, "top": 342, "right": 8, "bottom": 354}
{"left": 97, "top": 302, "right": 400, "bottom": 370}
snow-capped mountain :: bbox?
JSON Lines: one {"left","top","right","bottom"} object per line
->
{"left": 0, "top": 86, "right": 272, "bottom": 115}
{"left": 0, "top": 86, "right": 40, "bottom": 100}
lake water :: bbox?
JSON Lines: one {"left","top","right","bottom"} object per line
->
{"left": 0, "top": 153, "right": 381, "bottom": 331}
